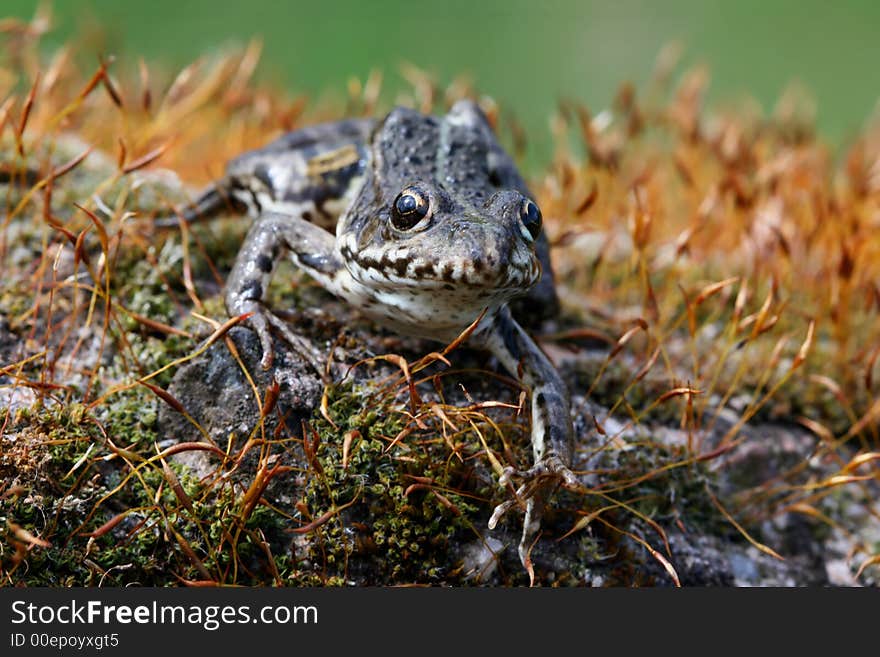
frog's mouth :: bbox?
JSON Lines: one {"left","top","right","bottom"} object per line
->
{"left": 341, "top": 207, "right": 542, "bottom": 291}
{"left": 344, "top": 246, "right": 541, "bottom": 293}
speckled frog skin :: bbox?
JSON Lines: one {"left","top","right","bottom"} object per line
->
{"left": 163, "top": 100, "right": 577, "bottom": 566}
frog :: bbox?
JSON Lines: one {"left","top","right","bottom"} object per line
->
{"left": 158, "top": 100, "right": 578, "bottom": 568}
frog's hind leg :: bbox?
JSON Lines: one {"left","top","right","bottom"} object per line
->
{"left": 225, "top": 210, "right": 342, "bottom": 376}
{"left": 153, "top": 177, "right": 248, "bottom": 229}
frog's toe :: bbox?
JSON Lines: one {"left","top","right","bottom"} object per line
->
{"left": 487, "top": 490, "right": 522, "bottom": 530}
{"left": 488, "top": 483, "right": 550, "bottom": 572}
{"left": 242, "top": 307, "right": 275, "bottom": 370}
{"left": 519, "top": 495, "right": 546, "bottom": 572}
{"left": 488, "top": 455, "right": 578, "bottom": 571}
{"left": 523, "top": 454, "right": 579, "bottom": 488}
{"left": 238, "top": 303, "right": 325, "bottom": 379}
{"left": 261, "top": 309, "right": 326, "bottom": 379}
{"left": 496, "top": 454, "right": 578, "bottom": 493}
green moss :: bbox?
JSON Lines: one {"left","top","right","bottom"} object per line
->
{"left": 613, "top": 441, "right": 720, "bottom": 532}
{"left": 0, "top": 391, "right": 175, "bottom": 584}
{"left": 293, "top": 383, "right": 481, "bottom": 584}
{"left": 98, "top": 387, "right": 160, "bottom": 446}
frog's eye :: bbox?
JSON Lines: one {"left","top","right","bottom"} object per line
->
{"left": 519, "top": 199, "right": 542, "bottom": 242}
{"left": 391, "top": 187, "right": 431, "bottom": 231}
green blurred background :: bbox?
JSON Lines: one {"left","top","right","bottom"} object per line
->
{"left": 5, "top": 0, "right": 880, "bottom": 161}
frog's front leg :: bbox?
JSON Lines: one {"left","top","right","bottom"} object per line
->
{"left": 474, "top": 306, "right": 577, "bottom": 566}
{"left": 226, "top": 211, "right": 341, "bottom": 374}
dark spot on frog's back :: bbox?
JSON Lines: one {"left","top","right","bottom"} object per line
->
{"left": 441, "top": 263, "right": 455, "bottom": 282}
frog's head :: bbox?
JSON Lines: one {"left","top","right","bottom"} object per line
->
{"left": 339, "top": 105, "right": 543, "bottom": 303}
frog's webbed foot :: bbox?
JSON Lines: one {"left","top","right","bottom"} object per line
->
{"left": 238, "top": 299, "right": 325, "bottom": 378}
{"left": 497, "top": 454, "right": 579, "bottom": 490}
{"left": 488, "top": 455, "right": 578, "bottom": 568}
